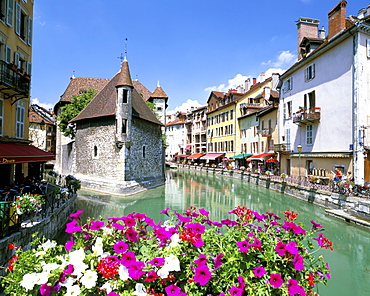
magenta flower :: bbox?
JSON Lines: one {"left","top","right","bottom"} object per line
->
{"left": 253, "top": 265, "right": 266, "bottom": 277}
{"left": 228, "top": 285, "right": 243, "bottom": 296}
{"left": 107, "top": 293, "right": 120, "bottom": 296}
{"left": 282, "top": 221, "right": 306, "bottom": 235}
{"left": 199, "top": 208, "right": 209, "bottom": 217}
{"left": 194, "top": 253, "right": 207, "bottom": 266}
{"left": 285, "top": 241, "right": 299, "bottom": 255}
{"left": 221, "top": 219, "right": 237, "bottom": 227}
{"left": 175, "top": 212, "right": 192, "bottom": 223}
{"left": 39, "top": 283, "right": 52, "bottom": 296}
{"left": 113, "top": 240, "right": 128, "bottom": 254}
{"left": 125, "top": 228, "right": 139, "bottom": 242}
{"left": 121, "top": 250, "right": 137, "bottom": 267}
{"left": 275, "top": 241, "right": 287, "bottom": 256}
{"left": 112, "top": 222, "right": 125, "bottom": 231}
{"left": 193, "top": 264, "right": 212, "bottom": 285}
{"left": 90, "top": 220, "right": 104, "bottom": 231}
{"left": 326, "top": 262, "right": 331, "bottom": 279}
{"left": 310, "top": 220, "right": 324, "bottom": 230}
{"left": 128, "top": 261, "right": 146, "bottom": 279}
{"left": 213, "top": 252, "right": 224, "bottom": 269}
{"left": 269, "top": 273, "right": 284, "bottom": 288}
{"left": 65, "top": 219, "right": 82, "bottom": 233}
{"left": 165, "top": 284, "right": 186, "bottom": 296}
{"left": 148, "top": 257, "right": 165, "bottom": 267}
{"left": 251, "top": 238, "right": 262, "bottom": 250}
{"left": 287, "top": 279, "right": 305, "bottom": 295}
{"left": 69, "top": 210, "right": 84, "bottom": 218}
{"left": 236, "top": 240, "right": 250, "bottom": 253}
{"left": 65, "top": 237, "right": 74, "bottom": 251}
{"left": 160, "top": 207, "right": 170, "bottom": 216}
{"left": 123, "top": 217, "right": 136, "bottom": 227}
{"left": 185, "top": 222, "right": 205, "bottom": 234}
{"left": 293, "top": 255, "right": 305, "bottom": 271}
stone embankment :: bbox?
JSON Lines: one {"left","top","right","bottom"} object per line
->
{"left": 178, "top": 164, "right": 370, "bottom": 229}
{"left": 0, "top": 195, "right": 76, "bottom": 279}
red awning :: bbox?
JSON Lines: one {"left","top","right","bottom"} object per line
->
{"left": 174, "top": 154, "right": 188, "bottom": 158}
{"left": 0, "top": 143, "right": 55, "bottom": 164}
{"left": 200, "top": 153, "right": 225, "bottom": 160}
{"left": 247, "top": 152, "right": 275, "bottom": 161}
{"left": 187, "top": 153, "right": 204, "bottom": 159}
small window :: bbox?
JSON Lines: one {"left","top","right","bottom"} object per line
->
{"left": 122, "top": 119, "right": 127, "bottom": 134}
{"left": 0, "top": 98, "right": 3, "bottom": 136}
{"left": 230, "top": 109, "right": 234, "bottom": 120}
{"left": 283, "top": 77, "right": 293, "bottom": 92}
{"left": 306, "top": 124, "right": 313, "bottom": 145}
{"left": 15, "top": 101, "right": 25, "bottom": 138}
{"left": 122, "top": 89, "right": 128, "bottom": 103}
{"left": 93, "top": 146, "right": 98, "bottom": 157}
{"left": 286, "top": 101, "right": 292, "bottom": 118}
{"left": 305, "top": 63, "right": 315, "bottom": 81}
{"left": 142, "top": 146, "right": 146, "bottom": 158}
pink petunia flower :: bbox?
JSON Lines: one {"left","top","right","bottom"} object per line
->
{"left": 113, "top": 240, "right": 128, "bottom": 254}
{"left": 65, "top": 219, "right": 82, "bottom": 233}
{"left": 253, "top": 266, "right": 267, "bottom": 277}
{"left": 90, "top": 220, "right": 104, "bottom": 231}
{"left": 69, "top": 210, "right": 84, "bottom": 218}
{"left": 193, "top": 264, "right": 212, "bottom": 285}
{"left": 236, "top": 240, "right": 250, "bottom": 253}
{"left": 121, "top": 250, "right": 137, "bottom": 267}
{"left": 269, "top": 273, "right": 284, "bottom": 288}
{"left": 148, "top": 257, "right": 165, "bottom": 267}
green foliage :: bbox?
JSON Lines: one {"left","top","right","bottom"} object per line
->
{"left": 57, "top": 88, "right": 97, "bottom": 138}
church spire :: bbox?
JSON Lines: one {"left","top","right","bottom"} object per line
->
{"left": 116, "top": 59, "right": 133, "bottom": 87}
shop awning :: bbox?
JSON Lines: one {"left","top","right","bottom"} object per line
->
{"left": 187, "top": 153, "right": 205, "bottom": 159}
{"left": 200, "top": 153, "right": 225, "bottom": 160}
{"left": 247, "top": 152, "right": 275, "bottom": 161}
{"left": 0, "top": 143, "right": 55, "bottom": 164}
{"left": 174, "top": 154, "right": 188, "bottom": 158}
{"left": 231, "top": 153, "right": 253, "bottom": 159}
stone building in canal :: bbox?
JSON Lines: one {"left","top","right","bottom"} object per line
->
{"left": 66, "top": 59, "right": 166, "bottom": 195}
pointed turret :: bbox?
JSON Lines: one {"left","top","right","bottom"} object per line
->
{"left": 116, "top": 58, "right": 133, "bottom": 88}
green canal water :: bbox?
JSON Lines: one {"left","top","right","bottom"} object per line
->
{"left": 75, "top": 169, "right": 370, "bottom": 296}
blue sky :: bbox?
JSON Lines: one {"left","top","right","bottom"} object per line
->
{"left": 31, "top": 0, "right": 364, "bottom": 113}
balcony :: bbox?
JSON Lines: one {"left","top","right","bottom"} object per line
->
{"left": 0, "top": 60, "right": 30, "bottom": 97}
{"left": 293, "top": 108, "right": 321, "bottom": 124}
{"left": 257, "top": 128, "right": 272, "bottom": 137}
{"left": 274, "top": 143, "right": 291, "bottom": 152}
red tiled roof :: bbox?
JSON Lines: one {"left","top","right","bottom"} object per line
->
{"left": 60, "top": 77, "right": 110, "bottom": 102}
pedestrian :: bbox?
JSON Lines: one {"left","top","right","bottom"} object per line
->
{"left": 333, "top": 168, "right": 342, "bottom": 181}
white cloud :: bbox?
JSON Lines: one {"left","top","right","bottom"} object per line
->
{"left": 262, "top": 50, "right": 296, "bottom": 68}
{"left": 168, "top": 99, "right": 203, "bottom": 114}
{"left": 31, "top": 98, "right": 54, "bottom": 111}
{"left": 204, "top": 73, "right": 250, "bottom": 93}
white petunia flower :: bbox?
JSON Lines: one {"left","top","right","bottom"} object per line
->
{"left": 165, "top": 254, "right": 180, "bottom": 271}
{"left": 80, "top": 270, "right": 98, "bottom": 289}
{"left": 157, "top": 265, "right": 170, "bottom": 279}
{"left": 169, "top": 233, "right": 180, "bottom": 247}
{"left": 42, "top": 262, "right": 60, "bottom": 273}
{"left": 65, "top": 284, "right": 81, "bottom": 296}
{"left": 20, "top": 273, "right": 38, "bottom": 291}
{"left": 35, "top": 272, "right": 50, "bottom": 285}
{"left": 132, "top": 283, "right": 148, "bottom": 296}
{"left": 102, "top": 226, "right": 113, "bottom": 236}
{"left": 100, "top": 281, "right": 112, "bottom": 294}
{"left": 60, "top": 276, "right": 77, "bottom": 288}
{"left": 40, "top": 239, "right": 57, "bottom": 251}
{"left": 92, "top": 237, "right": 104, "bottom": 257}
{"left": 68, "top": 248, "right": 86, "bottom": 263}
{"left": 35, "top": 250, "right": 46, "bottom": 257}
{"left": 71, "top": 261, "right": 88, "bottom": 279}
{"left": 118, "top": 265, "right": 130, "bottom": 281}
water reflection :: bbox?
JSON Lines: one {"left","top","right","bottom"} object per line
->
{"left": 75, "top": 169, "right": 370, "bottom": 296}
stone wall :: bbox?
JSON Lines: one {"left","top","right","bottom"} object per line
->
{"left": 0, "top": 196, "right": 76, "bottom": 280}
{"left": 179, "top": 165, "right": 370, "bottom": 223}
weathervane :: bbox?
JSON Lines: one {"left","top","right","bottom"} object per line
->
{"left": 118, "top": 38, "right": 128, "bottom": 64}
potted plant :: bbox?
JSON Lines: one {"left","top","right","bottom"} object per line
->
{"left": 2, "top": 207, "right": 332, "bottom": 296}
{"left": 13, "top": 193, "right": 45, "bottom": 223}
{"left": 281, "top": 173, "right": 287, "bottom": 179}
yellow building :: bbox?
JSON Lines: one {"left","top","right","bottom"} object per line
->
{"left": 0, "top": 1, "right": 52, "bottom": 188}
{"left": 205, "top": 90, "right": 244, "bottom": 163}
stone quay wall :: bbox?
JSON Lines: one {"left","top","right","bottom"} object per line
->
{"left": 0, "top": 196, "right": 76, "bottom": 279}
{"left": 178, "top": 165, "right": 370, "bottom": 226}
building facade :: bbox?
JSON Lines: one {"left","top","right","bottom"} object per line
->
{"left": 278, "top": 1, "right": 370, "bottom": 183}
{"left": 165, "top": 112, "right": 186, "bottom": 160}
{"left": 68, "top": 59, "right": 166, "bottom": 195}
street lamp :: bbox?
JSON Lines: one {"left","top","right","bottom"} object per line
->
{"left": 297, "top": 144, "right": 302, "bottom": 185}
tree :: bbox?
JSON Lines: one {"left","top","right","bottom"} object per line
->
{"left": 57, "top": 88, "right": 97, "bottom": 139}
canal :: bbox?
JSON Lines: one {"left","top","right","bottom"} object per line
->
{"left": 74, "top": 169, "right": 370, "bottom": 296}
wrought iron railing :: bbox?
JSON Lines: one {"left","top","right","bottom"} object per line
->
{"left": 0, "top": 60, "right": 30, "bottom": 96}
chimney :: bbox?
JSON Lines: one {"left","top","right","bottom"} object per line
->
{"left": 358, "top": 8, "right": 366, "bottom": 19}
{"left": 253, "top": 78, "right": 257, "bottom": 85}
{"left": 319, "top": 26, "right": 326, "bottom": 39}
{"left": 328, "top": 1, "right": 347, "bottom": 40}
{"left": 271, "top": 73, "right": 279, "bottom": 91}
{"left": 296, "top": 17, "right": 320, "bottom": 60}
{"left": 245, "top": 78, "right": 251, "bottom": 91}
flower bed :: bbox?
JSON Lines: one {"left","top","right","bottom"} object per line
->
{"left": 2, "top": 207, "right": 332, "bottom": 296}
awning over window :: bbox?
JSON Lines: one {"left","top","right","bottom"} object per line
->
{"left": 247, "top": 152, "right": 275, "bottom": 161}
{"left": 231, "top": 153, "right": 253, "bottom": 159}
{"left": 200, "top": 153, "right": 225, "bottom": 160}
{"left": 187, "top": 153, "right": 205, "bottom": 159}
{"left": 174, "top": 154, "right": 188, "bottom": 158}
{"left": 0, "top": 143, "right": 55, "bottom": 164}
